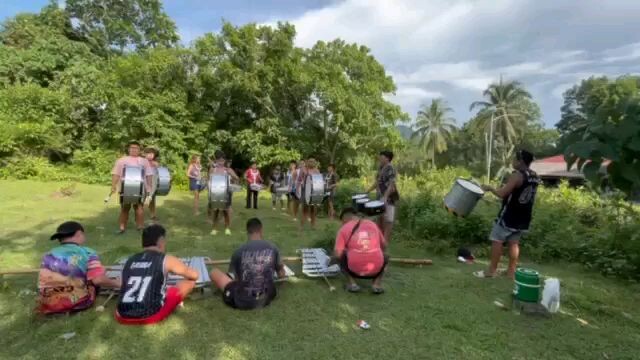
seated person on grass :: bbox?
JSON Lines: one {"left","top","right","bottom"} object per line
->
{"left": 334, "top": 208, "right": 388, "bottom": 294}
{"left": 115, "top": 224, "right": 199, "bottom": 325}
{"left": 37, "top": 221, "right": 121, "bottom": 315}
{"left": 210, "top": 218, "right": 286, "bottom": 310}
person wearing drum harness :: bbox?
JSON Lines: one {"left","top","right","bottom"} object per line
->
{"left": 111, "top": 141, "right": 154, "bottom": 234}
{"left": 115, "top": 224, "right": 199, "bottom": 325}
{"left": 245, "top": 161, "right": 263, "bottom": 209}
{"left": 474, "top": 149, "right": 540, "bottom": 279}
{"left": 269, "top": 165, "right": 286, "bottom": 211}
{"left": 209, "top": 218, "right": 287, "bottom": 310}
{"left": 210, "top": 150, "right": 239, "bottom": 236}
{"left": 300, "top": 158, "right": 321, "bottom": 231}
{"left": 144, "top": 147, "right": 160, "bottom": 221}
{"left": 366, "top": 150, "right": 400, "bottom": 242}
{"left": 334, "top": 208, "right": 388, "bottom": 294}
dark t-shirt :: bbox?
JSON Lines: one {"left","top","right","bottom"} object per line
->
{"left": 270, "top": 172, "right": 284, "bottom": 193}
{"left": 228, "top": 240, "right": 282, "bottom": 309}
{"left": 376, "top": 163, "right": 400, "bottom": 205}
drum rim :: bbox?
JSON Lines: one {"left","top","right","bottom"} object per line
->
{"left": 456, "top": 178, "right": 484, "bottom": 194}
{"left": 352, "top": 194, "right": 368, "bottom": 199}
{"left": 365, "top": 200, "right": 385, "bottom": 207}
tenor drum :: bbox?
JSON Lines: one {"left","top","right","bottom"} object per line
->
{"left": 154, "top": 167, "right": 171, "bottom": 196}
{"left": 209, "top": 174, "right": 230, "bottom": 209}
{"left": 121, "top": 166, "right": 146, "bottom": 204}
{"left": 363, "top": 200, "right": 385, "bottom": 216}
{"left": 249, "top": 183, "right": 263, "bottom": 192}
{"left": 355, "top": 198, "right": 370, "bottom": 212}
{"left": 303, "top": 173, "right": 326, "bottom": 206}
{"left": 443, "top": 178, "right": 484, "bottom": 217}
{"left": 351, "top": 194, "right": 368, "bottom": 209}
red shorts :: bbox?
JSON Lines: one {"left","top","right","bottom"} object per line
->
{"left": 115, "top": 287, "right": 183, "bottom": 325}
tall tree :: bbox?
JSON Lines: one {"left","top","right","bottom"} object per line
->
{"left": 65, "top": 0, "right": 179, "bottom": 54}
{"left": 411, "top": 99, "right": 456, "bottom": 168}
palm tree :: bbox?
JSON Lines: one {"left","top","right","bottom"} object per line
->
{"left": 470, "top": 77, "right": 532, "bottom": 180}
{"left": 411, "top": 99, "right": 457, "bottom": 168}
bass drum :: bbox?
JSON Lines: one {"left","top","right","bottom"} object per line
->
{"left": 303, "top": 173, "right": 326, "bottom": 206}
{"left": 208, "top": 174, "right": 230, "bottom": 209}
{"left": 154, "top": 167, "right": 171, "bottom": 196}
{"left": 443, "top": 178, "right": 484, "bottom": 217}
{"left": 121, "top": 166, "right": 146, "bottom": 204}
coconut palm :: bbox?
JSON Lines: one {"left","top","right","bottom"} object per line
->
{"left": 469, "top": 77, "right": 532, "bottom": 145}
{"left": 411, "top": 99, "right": 457, "bottom": 168}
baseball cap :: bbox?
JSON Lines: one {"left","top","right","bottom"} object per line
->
{"left": 50, "top": 221, "right": 84, "bottom": 241}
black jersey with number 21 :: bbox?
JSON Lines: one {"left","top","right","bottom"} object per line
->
{"left": 117, "top": 250, "right": 167, "bottom": 318}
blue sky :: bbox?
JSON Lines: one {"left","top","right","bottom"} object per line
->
{"left": 3, "top": 0, "right": 640, "bottom": 128}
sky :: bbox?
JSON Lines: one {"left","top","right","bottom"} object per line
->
{"left": 3, "top": 0, "right": 640, "bottom": 128}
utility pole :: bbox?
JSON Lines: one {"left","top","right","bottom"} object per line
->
{"left": 486, "top": 113, "right": 495, "bottom": 182}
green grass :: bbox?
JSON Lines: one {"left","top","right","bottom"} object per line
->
{"left": 1, "top": 180, "right": 640, "bottom": 360}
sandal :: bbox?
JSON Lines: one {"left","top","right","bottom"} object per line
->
{"left": 372, "top": 286, "right": 385, "bottom": 295}
{"left": 473, "top": 270, "right": 497, "bottom": 278}
{"left": 345, "top": 283, "right": 361, "bottom": 293}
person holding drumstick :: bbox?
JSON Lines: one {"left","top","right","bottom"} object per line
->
{"left": 366, "top": 150, "right": 400, "bottom": 242}
{"left": 244, "top": 161, "right": 263, "bottom": 210}
{"left": 144, "top": 147, "right": 160, "bottom": 221}
{"left": 474, "top": 150, "right": 540, "bottom": 279}
{"left": 111, "top": 141, "right": 154, "bottom": 234}
{"left": 211, "top": 151, "right": 239, "bottom": 236}
{"left": 300, "top": 158, "right": 321, "bottom": 231}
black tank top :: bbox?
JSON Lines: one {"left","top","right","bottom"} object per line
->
{"left": 117, "top": 250, "right": 167, "bottom": 318}
{"left": 497, "top": 169, "right": 540, "bottom": 230}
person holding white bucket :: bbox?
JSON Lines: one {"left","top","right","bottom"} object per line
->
{"left": 474, "top": 150, "right": 540, "bottom": 279}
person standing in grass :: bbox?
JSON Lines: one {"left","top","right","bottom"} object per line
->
{"left": 334, "top": 208, "right": 388, "bottom": 294}
{"left": 300, "top": 158, "right": 321, "bottom": 230}
{"left": 286, "top": 161, "right": 297, "bottom": 216}
{"left": 325, "top": 163, "right": 339, "bottom": 219}
{"left": 290, "top": 160, "right": 306, "bottom": 221}
{"left": 210, "top": 218, "right": 286, "bottom": 310}
{"left": 245, "top": 161, "right": 263, "bottom": 209}
{"left": 111, "top": 141, "right": 154, "bottom": 234}
{"left": 366, "top": 150, "right": 400, "bottom": 242}
{"left": 37, "top": 221, "right": 121, "bottom": 315}
{"left": 115, "top": 224, "right": 199, "bottom": 325}
{"left": 210, "top": 151, "right": 239, "bottom": 236}
{"left": 474, "top": 149, "right": 540, "bottom": 279}
{"left": 187, "top": 154, "right": 205, "bottom": 216}
{"left": 144, "top": 147, "right": 160, "bottom": 221}
{"left": 269, "top": 165, "right": 286, "bottom": 211}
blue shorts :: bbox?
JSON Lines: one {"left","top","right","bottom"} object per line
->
{"left": 490, "top": 222, "right": 525, "bottom": 243}
{"left": 189, "top": 178, "right": 204, "bottom": 192}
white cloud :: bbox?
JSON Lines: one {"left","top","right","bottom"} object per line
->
{"left": 602, "top": 42, "right": 640, "bottom": 63}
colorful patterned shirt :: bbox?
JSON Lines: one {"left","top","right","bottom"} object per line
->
{"left": 37, "top": 243, "right": 106, "bottom": 314}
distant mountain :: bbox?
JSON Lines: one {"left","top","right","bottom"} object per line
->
{"left": 396, "top": 124, "right": 413, "bottom": 139}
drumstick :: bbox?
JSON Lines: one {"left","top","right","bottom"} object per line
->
{"left": 95, "top": 292, "right": 116, "bottom": 312}
{"left": 322, "top": 274, "right": 336, "bottom": 292}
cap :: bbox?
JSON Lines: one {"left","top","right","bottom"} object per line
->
{"left": 50, "top": 221, "right": 84, "bottom": 241}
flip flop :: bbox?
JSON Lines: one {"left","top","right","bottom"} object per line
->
{"left": 473, "top": 270, "right": 497, "bottom": 278}
{"left": 345, "top": 283, "right": 361, "bottom": 293}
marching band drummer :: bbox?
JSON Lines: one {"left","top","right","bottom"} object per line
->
{"left": 211, "top": 150, "right": 239, "bottom": 236}
{"left": 111, "top": 141, "right": 154, "bottom": 234}
{"left": 300, "top": 158, "right": 321, "bottom": 231}
{"left": 244, "top": 161, "right": 263, "bottom": 210}
{"left": 366, "top": 150, "right": 400, "bottom": 242}
{"left": 144, "top": 147, "right": 160, "bottom": 221}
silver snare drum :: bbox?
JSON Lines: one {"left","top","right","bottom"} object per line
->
{"left": 443, "top": 178, "right": 484, "bottom": 217}
{"left": 352, "top": 194, "right": 369, "bottom": 209}
{"left": 303, "top": 173, "right": 326, "bottom": 206}
{"left": 154, "top": 167, "right": 171, "bottom": 196}
{"left": 121, "top": 166, "right": 146, "bottom": 204}
{"left": 209, "top": 174, "right": 230, "bottom": 209}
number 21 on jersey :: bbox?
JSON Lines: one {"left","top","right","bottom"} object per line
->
{"left": 122, "top": 276, "right": 152, "bottom": 303}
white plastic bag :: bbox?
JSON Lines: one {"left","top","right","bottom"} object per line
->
{"left": 541, "top": 278, "right": 560, "bottom": 313}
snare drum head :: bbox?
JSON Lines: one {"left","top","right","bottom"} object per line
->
{"left": 352, "top": 194, "right": 368, "bottom": 200}
{"left": 456, "top": 179, "right": 484, "bottom": 194}
{"left": 365, "top": 200, "right": 385, "bottom": 208}
{"left": 356, "top": 198, "right": 370, "bottom": 205}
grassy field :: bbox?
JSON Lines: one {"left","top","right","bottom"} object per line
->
{"left": 1, "top": 180, "right": 639, "bottom": 360}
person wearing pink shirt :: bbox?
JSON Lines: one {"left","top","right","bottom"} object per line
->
{"left": 244, "top": 161, "right": 263, "bottom": 209}
{"left": 334, "top": 207, "right": 388, "bottom": 294}
{"left": 111, "top": 141, "right": 154, "bottom": 234}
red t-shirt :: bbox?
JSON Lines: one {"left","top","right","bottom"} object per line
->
{"left": 245, "top": 169, "right": 261, "bottom": 184}
{"left": 334, "top": 219, "right": 385, "bottom": 276}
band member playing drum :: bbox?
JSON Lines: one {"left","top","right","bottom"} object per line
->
{"left": 325, "top": 164, "right": 339, "bottom": 219}
{"left": 111, "top": 141, "right": 154, "bottom": 234}
{"left": 115, "top": 224, "right": 199, "bottom": 325}
{"left": 211, "top": 151, "right": 239, "bottom": 236}
{"left": 366, "top": 150, "right": 399, "bottom": 242}
{"left": 269, "top": 165, "right": 286, "bottom": 211}
{"left": 187, "top": 155, "right": 204, "bottom": 216}
{"left": 244, "top": 161, "right": 263, "bottom": 209}
{"left": 144, "top": 147, "right": 160, "bottom": 221}
{"left": 474, "top": 150, "right": 540, "bottom": 279}
{"left": 301, "top": 158, "right": 321, "bottom": 231}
